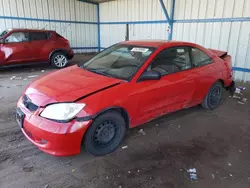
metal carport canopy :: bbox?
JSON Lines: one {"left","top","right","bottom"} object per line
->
{"left": 81, "top": 0, "right": 116, "bottom": 4}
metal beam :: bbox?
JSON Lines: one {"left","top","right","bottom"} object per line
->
{"left": 78, "top": 0, "right": 99, "bottom": 5}
{"left": 97, "top": 4, "right": 101, "bottom": 52}
{"left": 174, "top": 17, "right": 250, "bottom": 23}
{"left": 168, "top": 0, "right": 175, "bottom": 40}
{"left": 159, "top": 0, "right": 171, "bottom": 23}
{"left": 0, "top": 16, "right": 97, "bottom": 24}
{"left": 170, "top": 0, "right": 175, "bottom": 21}
{"left": 159, "top": 0, "right": 173, "bottom": 40}
{"left": 100, "top": 20, "right": 168, "bottom": 24}
{"left": 233, "top": 67, "right": 250, "bottom": 73}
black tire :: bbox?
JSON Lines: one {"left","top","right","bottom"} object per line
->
{"left": 50, "top": 52, "right": 68, "bottom": 69}
{"left": 201, "top": 81, "right": 223, "bottom": 110}
{"left": 84, "top": 111, "right": 126, "bottom": 156}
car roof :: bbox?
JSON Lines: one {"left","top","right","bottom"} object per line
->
{"left": 6, "top": 28, "right": 54, "bottom": 32}
{"left": 120, "top": 40, "right": 196, "bottom": 48}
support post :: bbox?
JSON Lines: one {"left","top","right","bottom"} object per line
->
{"left": 97, "top": 3, "right": 101, "bottom": 52}
{"left": 79, "top": 0, "right": 100, "bottom": 51}
{"left": 159, "top": 0, "right": 171, "bottom": 23}
{"left": 79, "top": 0, "right": 98, "bottom": 5}
{"left": 169, "top": 0, "right": 175, "bottom": 40}
{"left": 159, "top": 0, "right": 175, "bottom": 40}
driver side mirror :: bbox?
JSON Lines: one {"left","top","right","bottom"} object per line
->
{"left": 138, "top": 70, "right": 161, "bottom": 82}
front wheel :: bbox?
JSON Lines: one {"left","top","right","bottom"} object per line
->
{"left": 201, "top": 81, "right": 223, "bottom": 110}
{"left": 84, "top": 111, "right": 126, "bottom": 156}
{"left": 50, "top": 52, "right": 68, "bottom": 68}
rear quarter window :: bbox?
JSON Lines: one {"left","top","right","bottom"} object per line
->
{"left": 191, "top": 48, "right": 213, "bottom": 67}
{"left": 30, "top": 32, "right": 48, "bottom": 41}
{"left": 56, "top": 33, "right": 66, "bottom": 39}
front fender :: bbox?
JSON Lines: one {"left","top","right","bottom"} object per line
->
{"left": 76, "top": 106, "right": 130, "bottom": 129}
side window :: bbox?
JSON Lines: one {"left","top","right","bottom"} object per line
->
{"left": 5, "top": 32, "right": 29, "bottom": 43}
{"left": 191, "top": 48, "right": 213, "bottom": 67}
{"left": 148, "top": 47, "right": 192, "bottom": 75}
{"left": 30, "top": 32, "right": 48, "bottom": 41}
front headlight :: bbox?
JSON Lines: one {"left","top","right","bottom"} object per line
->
{"left": 40, "top": 103, "right": 86, "bottom": 121}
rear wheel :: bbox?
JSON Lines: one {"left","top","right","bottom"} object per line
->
{"left": 50, "top": 52, "right": 68, "bottom": 68}
{"left": 201, "top": 81, "right": 223, "bottom": 110}
{"left": 84, "top": 111, "right": 126, "bottom": 156}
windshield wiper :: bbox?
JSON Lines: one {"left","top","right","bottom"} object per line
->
{"left": 81, "top": 67, "right": 126, "bottom": 81}
{"left": 84, "top": 68, "right": 112, "bottom": 77}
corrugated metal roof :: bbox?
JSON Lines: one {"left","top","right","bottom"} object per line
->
{"left": 86, "top": 0, "right": 116, "bottom": 3}
{"left": 99, "top": 0, "right": 250, "bottom": 81}
{"left": 173, "top": 0, "right": 250, "bottom": 81}
{"left": 0, "top": 0, "right": 98, "bottom": 53}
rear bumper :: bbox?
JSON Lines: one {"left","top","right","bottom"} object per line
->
{"left": 227, "top": 80, "right": 236, "bottom": 95}
{"left": 68, "top": 49, "right": 74, "bottom": 60}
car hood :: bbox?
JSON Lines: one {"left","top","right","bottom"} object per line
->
{"left": 25, "top": 65, "right": 122, "bottom": 106}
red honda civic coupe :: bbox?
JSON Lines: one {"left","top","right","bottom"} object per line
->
{"left": 16, "top": 40, "right": 235, "bottom": 156}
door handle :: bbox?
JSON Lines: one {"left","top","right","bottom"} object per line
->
{"left": 24, "top": 45, "right": 28, "bottom": 48}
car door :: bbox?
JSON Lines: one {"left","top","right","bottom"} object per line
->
{"left": 189, "top": 47, "right": 215, "bottom": 102}
{"left": 131, "top": 46, "right": 197, "bottom": 125}
{"left": 28, "top": 31, "right": 50, "bottom": 62}
{"left": 1, "top": 31, "right": 31, "bottom": 65}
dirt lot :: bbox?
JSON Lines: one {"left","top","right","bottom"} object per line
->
{"left": 0, "top": 54, "right": 250, "bottom": 188}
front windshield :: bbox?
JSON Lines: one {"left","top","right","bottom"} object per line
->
{"left": 0, "top": 30, "right": 8, "bottom": 37}
{"left": 82, "top": 44, "right": 155, "bottom": 80}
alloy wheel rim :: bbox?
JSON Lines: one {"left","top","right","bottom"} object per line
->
{"left": 54, "top": 55, "right": 67, "bottom": 67}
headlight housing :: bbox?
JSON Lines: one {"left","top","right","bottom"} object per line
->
{"left": 40, "top": 103, "right": 85, "bottom": 121}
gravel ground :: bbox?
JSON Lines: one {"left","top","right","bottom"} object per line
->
{"left": 0, "top": 54, "right": 250, "bottom": 188}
